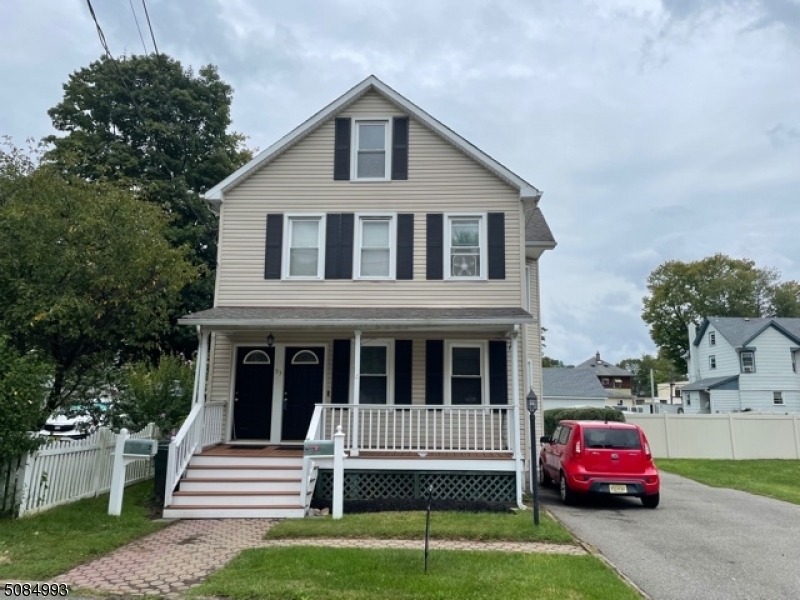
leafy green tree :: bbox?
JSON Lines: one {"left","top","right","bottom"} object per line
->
{"left": 617, "top": 353, "right": 679, "bottom": 397}
{"left": 542, "top": 356, "right": 572, "bottom": 368}
{"left": 0, "top": 142, "right": 197, "bottom": 414}
{"left": 0, "top": 336, "right": 49, "bottom": 460}
{"left": 642, "top": 254, "right": 800, "bottom": 374}
{"left": 44, "top": 54, "right": 252, "bottom": 356}
{"left": 110, "top": 355, "right": 194, "bottom": 437}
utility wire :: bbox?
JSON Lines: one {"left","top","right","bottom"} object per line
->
{"left": 128, "top": 0, "right": 148, "bottom": 54}
{"left": 141, "top": 0, "right": 160, "bottom": 56}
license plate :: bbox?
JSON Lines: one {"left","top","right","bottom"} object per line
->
{"left": 609, "top": 484, "right": 628, "bottom": 494}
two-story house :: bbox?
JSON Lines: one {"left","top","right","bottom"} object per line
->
{"left": 161, "top": 76, "right": 556, "bottom": 518}
{"left": 575, "top": 352, "right": 635, "bottom": 408}
{"left": 682, "top": 317, "right": 800, "bottom": 414}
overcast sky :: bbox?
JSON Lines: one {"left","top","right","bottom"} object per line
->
{"left": 2, "top": 0, "right": 799, "bottom": 366}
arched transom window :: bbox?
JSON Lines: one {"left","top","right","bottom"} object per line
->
{"left": 243, "top": 350, "right": 271, "bottom": 364}
{"left": 291, "top": 350, "right": 319, "bottom": 365}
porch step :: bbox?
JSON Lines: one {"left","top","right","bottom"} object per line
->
{"left": 184, "top": 465, "right": 303, "bottom": 479}
{"left": 189, "top": 455, "right": 303, "bottom": 468}
{"left": 171, "top": 490, "right": 309, "bottom": 506}
{"left": 179, "top": 477, "right": 302, "bottom": 493}
{"left": 162, "top": 505, "right": 306, "bottom": 519}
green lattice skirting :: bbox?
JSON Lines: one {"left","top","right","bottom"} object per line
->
{"left": 313, "top": 470, "right": 516, "bottom": 505}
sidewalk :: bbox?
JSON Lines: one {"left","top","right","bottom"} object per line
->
{"left": 46, "top": 518, "right": 585, "bottom": 598}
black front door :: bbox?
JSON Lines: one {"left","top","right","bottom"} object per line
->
{"left": 233, "top": 346, "right": 275, "bottom": 440}
{"left": 282, "top": 347, "right": 325, "bottom": 441}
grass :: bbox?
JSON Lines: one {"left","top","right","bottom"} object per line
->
{"left": 657, "top": 459, "right": 800, "bottom": 505}
{"left": 265, "top": 510, "right": 574, "bottom": 543}
{"left": 0, "top": 480, "right": 169, "bottom": 580}
{"left": 191, "top": 546, "right": 641, "bottom": 600}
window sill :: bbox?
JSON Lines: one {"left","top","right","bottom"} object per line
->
{"left": 350, "top": 178, "right": 391, "bottom": 183}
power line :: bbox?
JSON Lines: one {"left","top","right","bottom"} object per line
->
{"left": 140, "top": 0, "right": 160, "bottom": 56}
{"left": 128, "top": 0, "right": 148, "bottom": 54}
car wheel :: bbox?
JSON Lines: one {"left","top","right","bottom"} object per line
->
{"left": 641, "top": 493, "right": 660, "bottom": 509}
{"left": 559, "top": 473, "right": 576, "bottom": 506}
{"left": 538, "top": 461, "right": 552, "bottom": 487}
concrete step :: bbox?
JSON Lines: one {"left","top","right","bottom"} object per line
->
{"left": 185, "top": 465, "right": 303, "bottom": 479}
{"left": 171, "top": 490, "right": 309, "bottom": 507}
{"left": 162, "top": 505, "right": 306, "bottom": 519}
{"left": 179, "top": 477, "right": 302, "bottom": 493}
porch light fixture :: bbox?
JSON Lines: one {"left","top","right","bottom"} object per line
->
{"left": 526, "top": 388, "right": 540, "bottom": 526}
{"left": 266, "top": 333, "right": 275, "bottom": 347}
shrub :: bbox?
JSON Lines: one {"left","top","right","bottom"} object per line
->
{"left": 543, "top": 407, "right": 625, "bottom": 436}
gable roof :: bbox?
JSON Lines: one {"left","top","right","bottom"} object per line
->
{"left": 203, "top": 75, "right": 542, "bottom": 207}
{"left": 525, "top": 207, "right": 556, "bottom": 245}
{"left": 575, "top": 352, "right": 633, "bottom": 377}
{"left": 543, "top": 368, "right": 608, "bottom": 398}
{"left": 694, "top": 317, "right": 800, "bottom": 348}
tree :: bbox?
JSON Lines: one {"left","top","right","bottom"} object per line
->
{"left": 542, "top": 356, "right": 572, "bottom": 368}
{"left": 0, "top": 143, "right": 197, "bottom": 415}
{"left": 44, "top": 54, "right": 252, "bottom": 356}
{"left": 617, "top": 353, "right": 679, "bottom": 397}
{"left": 642, "top": 254, "right": 800, "bottom": 374}
{"left": 0, "top": 336, "right": 49, "bottom": 460}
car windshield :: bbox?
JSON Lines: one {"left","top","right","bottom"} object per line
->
{"left": 583, "top": 428, "right": 641, "bottom": 449}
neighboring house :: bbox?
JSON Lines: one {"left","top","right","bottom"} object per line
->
{"left": 163, "top": 76, "right": 556, "bottom": 518}
{"left": 683, "top": 317, "right": 800, "bottom": 414}
{"left": 542, "top": 368, "right": 608, "bottom": 410}
{"left": 575, "top": 351, "right": 635, "bottom": 407}
{"left": 656, "top": 381, "right": 687, "bottom": 405}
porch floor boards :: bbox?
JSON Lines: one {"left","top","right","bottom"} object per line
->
{"left": 200, "top": 444, "right": 303, "bottom": 458}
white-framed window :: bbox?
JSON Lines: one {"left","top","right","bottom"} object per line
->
{"left": 445, "top": 213, "right": 487, "bottom": 280}
{"left": 709, "top": 332, "right": 716, "bottom": 346}
{"left": 242, "top": 350, "right": 270, "bottom": 365}
{"left": 445, "top": 341, "right": 488, "bottom": 405}
{"left": 352, "top": 119, "right": 390, "bottom": 181}
{"left": 283, "top": 215, "right": 325, "bottom": 279}
{"left": 358, "top": 340, "right": 394, "bottom": 404}
{"left": 614, "top": 379, "right": 622, "bottom": 389}
{"left": 741, "top": 351, "right": 755, "bottom": 373}
{"left": 709, "top": 355, "right": 716, "bottom": 370}
{"left": 354, "top": 214, "right": 396, "bottom": 279}
{"left": 773, "top": 391, "right": 784, "bottom": 405}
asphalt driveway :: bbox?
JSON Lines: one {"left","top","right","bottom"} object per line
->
{"left": 541, "top": 471, "right": 800, "bottom": 600}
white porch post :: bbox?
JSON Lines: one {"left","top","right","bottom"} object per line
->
{"left": 193, "top": 327, "right": 211, "bottom": 407}
{"left": 351, "top": 330, "right": 361, "bottom": 457}
{"left": 511, "top": 325, "right": 524, "bottom": 508}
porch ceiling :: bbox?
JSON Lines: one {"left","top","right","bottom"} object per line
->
{"left": 178, "top": 306, "right": 534, "bottom": 331}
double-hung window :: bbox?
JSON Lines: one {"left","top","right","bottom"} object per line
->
{"left": 355, "top": 215, "right": 395, "bottom": 279}
{"left": 773, "top": 391, "right": 784, "bottom": 405}
{"left": 284, "top": 216, "right": 324, "bottom": 279}
{"left": 353, "top": 120, "right": 390, "bottom": 180}
{"left": 359, "top": 341, "right": 393, "bottom": 404}
{"left": 740, "top": 351, "right": 755, "bottom": 373}
{"left": 445, "top": 214, "right": 486, "bottom": 279}
{"left": 709, "top": 355, "right": 716, "bottom": 370}
{"left": 709, "top": 332, "right": 716, "bottom": 346}
{"left": 446, "top": 342, "right": 486, "bottom": 405}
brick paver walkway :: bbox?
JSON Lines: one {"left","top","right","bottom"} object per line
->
{"left": 52, "top": 519, "right": 585, "bottom": 597}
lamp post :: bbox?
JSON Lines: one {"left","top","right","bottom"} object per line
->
{"left": 526, "top": 389, "right": 540, "bottom": 526}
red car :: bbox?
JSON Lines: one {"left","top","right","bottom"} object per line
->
{"left": 539, "top": 420, "right": 660, "bottom": 508}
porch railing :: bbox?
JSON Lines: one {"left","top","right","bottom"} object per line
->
{"left": 315, "top": 404, "right": 515, "bottom": 454}
{"left": 165, "top": 403, "right": 203, "bottom": 507}
{"left": 201, "top": 401, "right": 225, "bottom": 448}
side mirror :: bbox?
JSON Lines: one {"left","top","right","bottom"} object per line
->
{"left": 539, "top": 435, "right": 551, "bottom": 444}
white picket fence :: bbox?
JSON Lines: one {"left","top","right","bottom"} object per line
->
{"left": 12, "top": 423, "right": 159, "bottom": 517}
{"left": 626, "top": 413, "right": 800, "bottom": 459}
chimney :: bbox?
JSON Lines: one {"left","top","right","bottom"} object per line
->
{"left": 595, "top": 351, "right": 601, "bottom": 362}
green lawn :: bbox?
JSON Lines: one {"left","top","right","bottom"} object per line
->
{"left": 191, "top": 547, "right": 641, "bottom": 600}
{"left": 657, "top": 459, "right": 800, "bottom": 505}
{"left": 265, "top": 510, "right": 574, "bottom": 544}
{"left": 0, "top": 480, "right": 169, "bottom": 580}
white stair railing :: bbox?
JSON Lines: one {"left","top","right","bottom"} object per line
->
{"left": 301, "top": 405, "right": 326, "bottom": 510}
{"left": 165, "top": 402, "right": 204, "bottom": 507}
{"left": 201, "top": 401, "right": 225, "bottom": 448}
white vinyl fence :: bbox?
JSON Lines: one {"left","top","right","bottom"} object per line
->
{"left": 11, "top": 423, "right": 159, "bottom": 517}
{"left": 627, "top": 413, "right": 800, "bottom": 459}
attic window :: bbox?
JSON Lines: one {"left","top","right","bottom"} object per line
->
{"left": 353, "top": 120, "right": 389, "bottom": 180}
{"left": 709, "top": 332, "right": 716, "bottom": 346}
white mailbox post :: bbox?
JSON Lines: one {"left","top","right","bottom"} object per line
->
{"left": 108, "top": 428, "right": 158, "bottom": 516}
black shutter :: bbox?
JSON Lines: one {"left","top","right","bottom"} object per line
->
{"left": 425, "top": 340, "right": 444, "bottom": 405}
{"left": 333, "top": 118, "right": 351, "bottom": 181}
{"left": 325, "top": 214, "right": 341, "bottom": 279}
{"left": 488, "top": 212, "right": 505, "bottom": 280}
{"left": 397, "top": 214, "right": 414, "bottom": 280}
{"left": 394, "top": 340, "right": 412, "bottom": 404}
{"left": 264, "top": 213, "right": 283, "bottom": 279}
{"left": 324, "top": 214, "right": 354, "bottom": 279}
{"left": 391, "top": 116, "right": 409, "bottom": 180}
{"left": 489, "top": 341, "right": 508, "bottom": 405}
{"left": 339, "top": 213, "right": 354, "bottom": 279}
{"left": 426, "top": 214, "right": 443, "bottom": 280}
{"left": 331, "top": 340, "right": 351, "bottom": 404}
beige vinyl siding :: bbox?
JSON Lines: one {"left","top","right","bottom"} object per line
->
{"left": 216, "top": 91, "right": 523, "bottom": 308}
{"left": 207, "top": 329, "right": 526, "bottom": 438}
